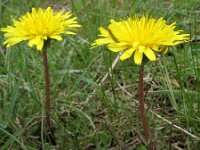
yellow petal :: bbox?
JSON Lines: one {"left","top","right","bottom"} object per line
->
{"left": 120, "top": 48, "right": 136, "bottom": 60}
{"left": 28, "top": 36, "right": 44, "bottom": 50}
{"left": 93, "top": 38, "right": 113, "bottom": 46}
{"left": 65, "top": 31, "right": 76, "bottom": 35}
{"left": 160, "top": 47, "right": 168, "bottom": 54}
{"left": 132, "top": 41, "right": 139, "bottom": 48}
{"left": 108, "top": 42, "right": 129, "bottom": 52}
{"left": 28, "top": 37, "right": 40, "bottom": 47}
{"left": 134, "top": 50, "right": 143, "bottom": 65}
{"left": 138, "top": 46, "right": 145, "bottom": 53}
{"left": 36, "top": 39, "right": 44, "bottom": 50}
{"left": 99, "top": 27, "right": 109, "bottom": 37}
{"left": 152, "top": 45, "right": 159, "bottom": 51}
{"left": 50, "top": 35, "right": 63, "bottom": 41}
{"left": 144, "top": 47, "right": 156, "bottom": 61}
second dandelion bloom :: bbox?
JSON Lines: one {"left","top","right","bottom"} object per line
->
{"left": 1, "top": 7, "right": 81, "bottom": 50}
{"left": 92, "top": 16, "right": 189, "bottom": 65}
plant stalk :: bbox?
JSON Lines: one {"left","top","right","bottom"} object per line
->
{"left": 42, "top": 41, "right": 56, "bottom": 145}
{"left": 43, "top": 44, "right": 51, "bottom": 128}
{"left": 138, "top": 62, "right": 150, "bottom": 140}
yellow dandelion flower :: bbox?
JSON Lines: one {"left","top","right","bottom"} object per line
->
{"left": 92, "top": 16, "right": 189, "bottom": 65}
{"left": 1, "top": 7, "right": 81, "bottom": 50}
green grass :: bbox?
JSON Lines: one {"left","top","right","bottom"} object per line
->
{"left": 0, "top": 0, "right": 200, "bottom": 149}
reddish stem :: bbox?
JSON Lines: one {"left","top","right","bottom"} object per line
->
{"left": 138, "top": 62, "right": 150, "bottom": 140}
{"left": 42, "top": 41, "right": 56, "bottom": 145}
{"left": 43, "top": 46, "right": 51, "bottom": 128}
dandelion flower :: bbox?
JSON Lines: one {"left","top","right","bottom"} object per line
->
{"left": 92, "top": 16, "right": 189, "bottom": 65}
{"left": 1, "top": 7, "right": 81, "bottom": 50}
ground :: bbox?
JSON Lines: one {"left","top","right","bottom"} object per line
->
{"left": 0, "top": 0, "right": 200, "bottom": 149}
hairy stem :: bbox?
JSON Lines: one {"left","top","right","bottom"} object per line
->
{"left": 42, "top": 41, "right": 56, "bottom": 145}
{"left": 138, "top": 62, "right": 150, "bottom": 140}
{"left": 43, "top": 43, "right": 51, "bottom": 128}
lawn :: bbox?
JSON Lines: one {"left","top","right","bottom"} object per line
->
{"left": 0, "top": 0, "right": 200, "bottom": 149}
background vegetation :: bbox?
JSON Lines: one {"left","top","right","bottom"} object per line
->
{"left": 0, "top": 0, "right": 200, "bottom": 149}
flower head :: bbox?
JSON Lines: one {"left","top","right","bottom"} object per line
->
{"left": 92, "top": 16, "right": 189, "bottom": 65}
{"left": 1, "top": 7, "right": 81, "bottom": 50}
